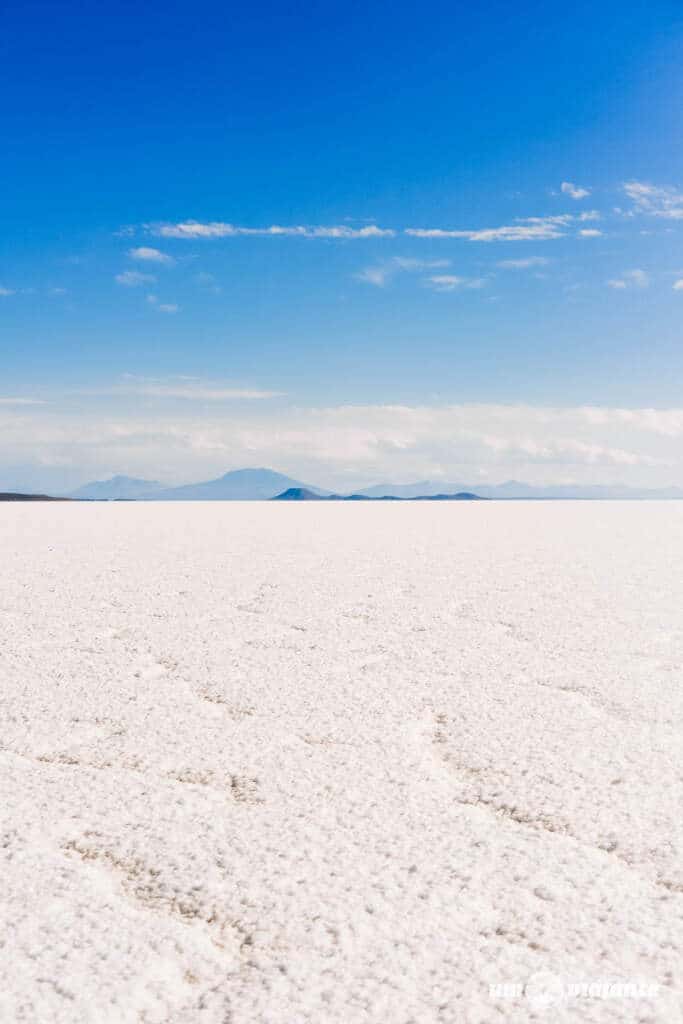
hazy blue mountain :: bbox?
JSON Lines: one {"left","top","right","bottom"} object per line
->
{"left": 153, "top": 468, "right": 328, "bottom": 501}
{"left": 70, "top": 475, "right": 165, "bottom": 500}
{"left": 358, "top": 481, "right": 470, "bottom": 498}
{"left": 358, "top": 480, "right": 683, "bottom": 500}
{"left": 358, "top": 481, "right": 444, "bottom": 497}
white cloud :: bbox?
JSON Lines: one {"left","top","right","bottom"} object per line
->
{"left": 153, "top": 221, "right": 396, "bottom": 239}
{"left": 607, "top": 269, "right": 649, "bottom": 289}
{"left": 623, "top": 181, "right": 683, "bottom": 219}
{"left": 115, "top": 270, "right": 156, "bottom": 287}
{"left": 578, "top": 406, "right": 683, "bottom": 437}
{"left": 497, "top": 257, "right": 549, "bottom": 269}
{"left": 673, "top": 279, "right": 683, "bottom": 291}
{"left": 480, "top": 434, "right": 659, "bottom": 466}
{"left": 424, "top": 275, "right": 487, "bottom": 292}
{"left": 578, "top": 210, "right": 601, "bottom": 221}
{"left": 561, "top": 182, "right": 591, "bottom": 200}
{"left": 0, "top": 286, "right": 16, "bottom": 296}
{"left": 579, "top": 229, "right": 602, "bottom": 237}
{"left": 128, "top": 246, "right": 174, "bottom": 265}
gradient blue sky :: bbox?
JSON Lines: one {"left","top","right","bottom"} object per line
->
{"left": 2, "top": 0, "right": 683, "bottom": 491}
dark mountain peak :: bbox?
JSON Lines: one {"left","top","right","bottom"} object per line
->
{"left": 272, "top": 487, "right": 324, "bottom": 501}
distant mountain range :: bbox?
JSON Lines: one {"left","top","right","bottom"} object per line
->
{"left": 54, "top": 468, "right": 683, "bottom": 502}
{"left": 357, "top": 480, "right": 683, "bottom": 500}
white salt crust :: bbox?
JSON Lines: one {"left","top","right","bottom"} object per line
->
{"left": 1, "top": 501, "right": 682, "bottom": 1022}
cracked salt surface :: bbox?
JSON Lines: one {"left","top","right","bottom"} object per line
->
{"left": 1, "top": 501, "right": 682, "bottom": 1022}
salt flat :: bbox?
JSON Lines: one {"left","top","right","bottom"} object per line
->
{"left": 1, "top": 501, "right": 682, "bottom": 1023}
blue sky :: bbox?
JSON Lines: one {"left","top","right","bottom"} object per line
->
{"left": 2, "top": 0, "right": 683, "bottom": 491}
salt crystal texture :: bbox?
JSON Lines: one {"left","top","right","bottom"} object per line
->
{"left": 1, "top": 501, "right": 682, "bottom": 1022}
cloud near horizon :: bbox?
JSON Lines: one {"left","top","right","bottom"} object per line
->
{"left": 2, "top": 400, "right": 681, "bottom": 493}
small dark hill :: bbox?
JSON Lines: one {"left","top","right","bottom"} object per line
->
{"left": 0, "top": 492, "right": 69, "bottom": 501}
{"left": 272, "top": 489, "right": 486, "bottom": 502}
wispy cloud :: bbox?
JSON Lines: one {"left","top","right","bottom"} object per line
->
{"left": 623, "top": 181, "right": 683, "bottom": 219}
{"left": 0, "top": 286, "right": 16, "bottom": 297}
{"left": 424, "top": 275, "right": 487, "bottom": 292}
{"left": 355, "top": 256, "right": 450, "bottom": 287}
{"left": 116, "top": 376, "right": 282, "bottom": 401}
{"left": 0, "top": 396, "right": 45, "bottom": 406}
{"left": 497, "top": 256, "right": 549, "bottom": 269}
{"left": 561, "top": 181, "right": 591, "bottom": 200}
{"left": 607, "top": 269, "right": 649, "bottom": 289}
{"left": 153, "top": 221, "right": 396, "bottom": 239}
{"left": 115, "top": 270, "right": 156, "bottom": 287}
{"left": 406, "top": 215, "right": 572, "bottom": 242}
{"left": 195, "top": 271, "right": 221, "bottom": 293}
{"left": 128, "top": 246, "right": 175, "bottom": 265}
{"left": 146, "top": 294, "right": 179, "bottom": 314}
{"left": 673, "top": 279, "right": 683, "bottom": 291}
{"left": 579, "top": 228, "right": 602, "bottom": 237}
{"left": 146, "top": 214, "right": 585, "bottom": 244}
{"left": 391, "top": 257, "right": 451, "bottom": 270}
{"left": 356, "top": 266, "right": 392, "bottom": 287}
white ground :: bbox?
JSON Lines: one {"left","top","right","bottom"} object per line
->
{"left": 1, "top": 502, "right": 682, "bottom": 1023}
